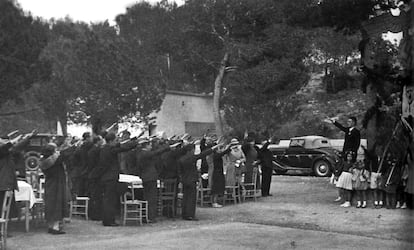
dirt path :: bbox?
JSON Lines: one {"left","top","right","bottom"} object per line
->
{"left": 7, "top": 175, "right": 414, "bottom": 249}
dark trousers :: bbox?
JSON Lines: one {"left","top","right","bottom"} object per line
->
{"left": 143, "top": 181, "right": 158, "bottom": 220}
{"left": 72, "top": 176, "right": 88, "bottom": 197}
{"left": 88, "top": 179, "right": 103, "bottom": 221}
{"left": 261, "top": 167, "right": 272, "bottom": 196}
{"left": 102, "top": 180, "right": 118, "bottom": 225}
{"left": 182, "top": 182, "right": 197, "bottom": 219}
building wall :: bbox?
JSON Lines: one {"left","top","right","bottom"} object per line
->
{"left": 151, "top": 91, "right": 214, "bottom": 138}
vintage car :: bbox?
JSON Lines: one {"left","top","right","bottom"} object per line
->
{"left": 269, "top": 135, "right": 341, "bottom": 177}
{"left": 23, "top": 133, "right": 65, "bottom": 171}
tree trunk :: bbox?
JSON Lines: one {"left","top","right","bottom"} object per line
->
{"left": 91, "top": 117, "right": 103, "bottom": 135}
{"left": 365, "top": 83, "right": 378, "bottom": 151}
{"left": 213, "top": 52, "right": 229, "bottom": 137}
{"left": 57, "top": 114, "right": 68, "bottom": 136}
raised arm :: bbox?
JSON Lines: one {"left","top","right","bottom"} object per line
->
{"left": 333, "top": 121, "right": 348, "bottom": 133}
{"left": 40, "top": 152, "right": 60, "bottom": 171}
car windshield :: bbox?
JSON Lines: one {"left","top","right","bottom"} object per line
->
{"left": 310, "top": 139, "right": 331, "bottom": 149}
{"left": 290, "top": 139, "right": 305, "bottom": 147}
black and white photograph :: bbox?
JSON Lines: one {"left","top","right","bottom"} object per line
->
{"left": 0, "top": 0, "right": 414, "bottom": 249}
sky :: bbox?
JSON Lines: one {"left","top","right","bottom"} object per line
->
{"left": 17, "top": 0, "right": 184, "bottom": 24}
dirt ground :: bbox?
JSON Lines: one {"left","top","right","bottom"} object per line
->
{"left": 7, "top": 174, "right": 414, "bottom": 250}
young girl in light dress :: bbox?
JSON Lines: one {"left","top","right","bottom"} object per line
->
{"left": 336, "top": 152, "right": 354, "bottom": 207}
{"left": 351, "top": 160, "right": 370, "bottom": 208}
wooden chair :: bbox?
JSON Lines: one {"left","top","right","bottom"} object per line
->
{"left": 1, "top": 191, "right": 13, "bottom": 250}
{"left": 176, "top": 183, "right": 183, "bottom": 217}
{"left": 70, "top": 196, "right": 89, "bottom": 220}
{"left": 159, "top": 179, "right": 177, "bottom": 218}
{"left": 241, "top": 167, "right": 260, "bottom": 202}
{"left": 224, "top": 184, "right": 241, "bottom": 205}
{"left": 32, "top": 177, "right": 45, "bottom": 222}
{"left": 120, "top": 183, "right": 148, "bottom": 226}
{"left": 196, "top": 178, "right": 211, "bottom": 207}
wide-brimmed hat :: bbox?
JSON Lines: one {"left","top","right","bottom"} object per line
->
{"left": 229, "top": 138, "right": 240, "bottom": 146}
{"left": 0, "top": 138, "right": 9, "bottom": 145}
{"left": 138, "top": 138, "right": 150, "bottom": 145}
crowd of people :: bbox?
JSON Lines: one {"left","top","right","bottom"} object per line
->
{"left": 2, "top": 116, "right": 413, "bottom": 237}
{"left": 329, "top": 117, "right": 414, "bottom": 210}
{"left": 0, "top": 129, "right": 275, "bottom": 235}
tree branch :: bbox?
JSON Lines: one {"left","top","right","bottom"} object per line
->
{"left": 0, "top": 107, "right": 42, "bottom": 117}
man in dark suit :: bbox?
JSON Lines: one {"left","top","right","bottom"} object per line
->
{"left": 256, "top": 139, "right": 273, "bottom": 197}
{"left": 178, "top": 142, "right": 220, "bottom": 221}
{"left": 330, "top": 116, "right": 361, "bottom": 162}
{"left": 86, "top": 136, "right": 103, "bottom": 221}
{"left": 136, "top": 139, "right": 179, "bottom": 222}
{"left": 96, "top": 133, "right": 136, "bottom": 226}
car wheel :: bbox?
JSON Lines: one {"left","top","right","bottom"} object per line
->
{"left": 25, "top": 153, "right": 41, "bottom": 171}
{"left": 313, "top": 160, "right": 331, "bottom": 177}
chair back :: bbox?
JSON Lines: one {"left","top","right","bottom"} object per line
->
{"left": 1, "top": 191, "right": 13, "bottom": 220}
{"left": 121, "top": 182, "right": 140, "bottom": 202}
{"left": 252, "top": 167, "right": 258, "bottom": 187}
{"left": 160, "top": 179, "right": 177, "bottom": 199}
{"left": 35, "top": 177, "right": 45, "bottom": 199}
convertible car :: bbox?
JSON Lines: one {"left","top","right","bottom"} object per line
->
{"left": 269, "top": 136, "right": 341, "bottom": 177}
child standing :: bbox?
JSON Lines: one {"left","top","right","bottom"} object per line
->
{"left": 336, "top": 152, "right": 354, "bottom": 207}
{"left": 381, "top": 153, "right": 400, "bottom": 209}
{"left": 351, "top": 160, "right": 370, "bottom": 208}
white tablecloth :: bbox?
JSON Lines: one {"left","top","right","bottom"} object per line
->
{"left": 15, "top": 181, "right": 36, "bottom": 208}
{"left": 119, "top": 174, "right": 142, "bottom": 184}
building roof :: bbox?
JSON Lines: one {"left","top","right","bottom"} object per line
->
{"left": 166, "top": 90, "right": 213, "bottom": 98}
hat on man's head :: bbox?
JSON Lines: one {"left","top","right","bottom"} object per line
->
{"left": 105, "top": 132, "right": 116, "bottom": 142}
{"left": 229, "top": 138, "right": 240, "bottom": 146}
{"left": 0, "top": 138, "right": 9, "bottom": 145}
{"left": 42, "top": 142, "right": 57, "bottom": 156}
{"left": 82, "top": 132, "right": 91, "bottom": 140}
{"left": 138, "top": 138, "right": 150, "bottom": 145}
{"left": 46, "top": 142, "right": 57, "bottom": 150}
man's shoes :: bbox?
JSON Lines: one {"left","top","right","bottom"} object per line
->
{"left": 340, "top": 202, "right": 351, "bottom": 208}
{"left": 334, "top": 197, "right": 342, "bottom": 202}
{"left": 183, "top": 217, "right": 199, "bottom": 221}
{"left": 48, "top": 228, "right": 66, "bottom": 235}
{"left": 103, "top": 223, "right": 119, "bottom": 227}
{"left": 212, "top": 203, "right": 223, "bottom": 208}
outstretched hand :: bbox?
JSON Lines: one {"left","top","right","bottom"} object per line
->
{"left": 170, "top": 142, "right": 182, "bottom": 149}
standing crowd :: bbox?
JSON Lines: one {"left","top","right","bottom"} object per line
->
{"left": 0, "top": 129, "right": 275, "bottom": 235}
{"left": 330, "top": 116, "right": 414, "bottom": 209}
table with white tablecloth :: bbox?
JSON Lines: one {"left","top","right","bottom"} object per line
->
{"left": 14, "top": 181, "right": 36, "bottom": 232}
{"left": 119, "top": 174, "right": 143, "bottom": 185}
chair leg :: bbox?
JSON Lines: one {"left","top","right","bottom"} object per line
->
{"left": 123, "top": 204, "right": 127, "bottom": 226}
{"left": 139, "top": 203, "right": 143, "bottom": 226}
{"left": 85, "top": 200, "right": 89, "bottom": 220}
{"left": 69, "top": 201, "right": 73, "bottom": 221}
{"left": 1, "top": 223, "right": 6, "bottom": 250}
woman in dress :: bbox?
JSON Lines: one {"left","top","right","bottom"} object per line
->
{"left": 223, "top": 138, "right": 246, "bottom": 186}
{"left": 40, "top": 143, "right": 71, "bottom": 234}
{"left": 242, "top": 137, "right": 258, "bottom": 186}
{"left": 210, "top": 143, "right": 231, "bottom": 208}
